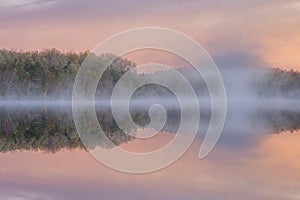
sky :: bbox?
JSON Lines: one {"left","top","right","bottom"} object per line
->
{"left": 0, "top": 0, "right": 300, "bottom": 70}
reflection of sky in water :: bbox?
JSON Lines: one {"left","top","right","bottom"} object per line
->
{"left": 0, "top": 130, "right": 300, "bottom": 200}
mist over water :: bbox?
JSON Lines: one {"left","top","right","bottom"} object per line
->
{"left": 0, "top": 67, "right": 299, "bottom": 143}
{"left": 0, "top": 49, "right": 299, "bottom": 153}
{"left": 0, "top": 51, "right": 300, "bottom": 200}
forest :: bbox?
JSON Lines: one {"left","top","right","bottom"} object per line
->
{"left": 0, "top": 49, "right": 299, "bottom": 153}
{"left": 1, "top": 49, "right": 299, "bottom": 99}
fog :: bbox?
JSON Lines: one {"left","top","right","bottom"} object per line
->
{"left": 0, "top": 66, "right": 299, "bottom": 145}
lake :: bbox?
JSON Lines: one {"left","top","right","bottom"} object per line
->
{"left": 0, "top": 102, "right": 299, "bottom": 200}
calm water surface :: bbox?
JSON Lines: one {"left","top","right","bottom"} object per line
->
{"left": 0, "top": 105, "right": 299, "bottom": 200}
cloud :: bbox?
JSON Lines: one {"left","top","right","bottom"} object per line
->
{"left": 0, "top": 0, "right": 55, "bottom": 9}
{"left": 0, "top": 193, "right": 53, "bottom": 200}
{"left": 14, "top": 0, "right": 55, "bottom": 8}
{"left": 0, "top": 0, "right": 299, "bottom": 69}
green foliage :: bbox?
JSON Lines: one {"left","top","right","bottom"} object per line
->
{"left": 0, "top": 49, "right": 136, "bottom": 99}
{"left": 0, "top": 49, "right": 136, "bottom": 153}
{"left": 0, "top": 49, "right": 299, "bottom": 153}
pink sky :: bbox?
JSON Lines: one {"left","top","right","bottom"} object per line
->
{"left": 0, "top": 0, "right": 300, "bottom": 71}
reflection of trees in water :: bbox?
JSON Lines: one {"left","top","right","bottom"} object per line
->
{"left": 133, "top": 107, "right": 300, "bottom": 135}
{"left": 0, "top": 108, "right": 134, "bottom": 153}
{"left": 0, "top": 49, "right": 137, "bottom": 153}
{"left": 0, "top": 108, "right": 79, "bottom": 153}
{"left": 0, "top": 106, "right": 299, "bottom": 153}
{"left": 0, "top": 49, "right": 300, "bottom": 152}
{"left": 256, "top": 109, "right": 300, "bottom": 133}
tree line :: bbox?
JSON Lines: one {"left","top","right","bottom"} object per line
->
{"left": 0, "top": 49, "right": 299, "bottom": 153}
